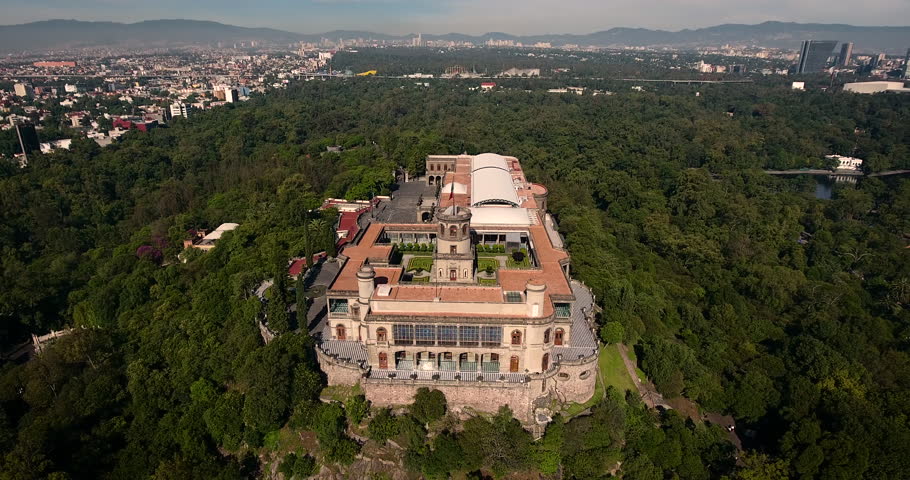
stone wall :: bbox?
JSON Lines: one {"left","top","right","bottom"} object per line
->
{"left": 362, "top": 379, "right": 537, "bottom": 423}
{"left": 317, "top": 350, "right": 366, "bottom": 386}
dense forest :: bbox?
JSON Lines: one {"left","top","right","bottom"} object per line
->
{"left": 0, "top": 77, "right": 908, "bottom": 479}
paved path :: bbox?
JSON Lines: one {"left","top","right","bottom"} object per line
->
{"left": 616, "top": 343, "right": 671, "bottom": 410}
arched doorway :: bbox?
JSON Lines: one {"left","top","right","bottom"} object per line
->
{"left": 439, "top": 352, "right": 455, "bottom": 371}
{"left": 378, "top": 352, "right": 388, "bottom": 369}
{"left": 459, "top": 352, "right": 478, "bottom": 372}
{"left": 554, "top": 328, "right": 564, "bottom": 346}
{"left": 336, "top": 324, "right": 346, "bottom": 340}
{"left": 541, "top": 353, "right": 549, "bottom": 371}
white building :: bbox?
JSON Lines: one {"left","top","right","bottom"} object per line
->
{"left": 224, "top": 88, "right": 238, "bottom": 103}
{"left": 843, "top": 81, "right": 910, "bottom": 94}
{"left": 826, "top": 155, "right": 863, "bottom": 171}
{"left": 169, "top": 102, "right": 190, "bottom": 118}
{"left": 64, "top": 84, "right": 79, "bottom": 93}
{"left": 792, "top": 82, "right": 806, "bottom": 90}
{"left": 13, "top": 83, "right": 33, "bottom": 98}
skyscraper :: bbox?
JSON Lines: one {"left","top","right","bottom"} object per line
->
{"left": 903, "top": 48, "right": 910, "bottom": 79}
{"left": 797, "top": 40, "right": 838, "bottom": 74}
{"left": 839, "top": 42, "right": 854, "bottom": 66}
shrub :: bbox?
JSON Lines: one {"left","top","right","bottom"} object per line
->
{"left": 368, "top": 408, "right": 400, "bottom": 443}
{"left": 279, "top": 453, "right": 317, "bottom": 479}
{"left": 512, "top": 251, "right": 525, "bottom": 262}
{"left": 346, "top": 394, "right": 370, "bottom": 425}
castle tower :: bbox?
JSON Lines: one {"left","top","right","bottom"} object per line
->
{"left": 433, "top": 206, "right": 474, "bottom": 283}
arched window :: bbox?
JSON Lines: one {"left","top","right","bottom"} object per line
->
{"left": 376, "top": 327, "right": 387, "bottom": 342}
{"left": 439, "top": 223, "right": 445, "bottom": 234}
{"left": 543, "top": 328, "right": 551, "bottom": 344}
{"left": 541, "top": 353, "right": 549, "bottom": 371}
{"left": 449, "top": 225, "right": 458, "bottom": 237}
{"left": 378, "top": 352, "right": 388, "bottom": 369}
{"left": 554, "top": 328, "right": 564, "bottom": 346}
{"left": 428, "top": 176, "right": 434, "bottom": 186}
{"left": 336, "top": 324, "right": 346, "bottom": 340}
{"left": 511, "top": 330, "right": 522, "bottom": 345}
{"left": 462, "top": 224, "right": 468, "bottom": 235}
{"left": 510, "top": 355, "right": 519, "bottom": 372}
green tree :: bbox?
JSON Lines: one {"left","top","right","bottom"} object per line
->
{"left": 410, "top": 388, "right": 447, "bottom": 425}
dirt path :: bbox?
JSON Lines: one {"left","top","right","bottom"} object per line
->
{"left": 616, "top": 343, "right": 671, "bottom": 410}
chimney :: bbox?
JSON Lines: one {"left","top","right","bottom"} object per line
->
{"left": 357, "top": 265, "right": 376, "bottom": 304}
{"left": 525, "top": 281, "right": 547, "bottom": 317}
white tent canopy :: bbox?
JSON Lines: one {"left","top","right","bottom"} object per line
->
{"left": 471, "top": 153, "right": 520, "bottom": 207}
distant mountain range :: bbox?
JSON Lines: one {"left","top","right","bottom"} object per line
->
{"left": 1, "top": 19, "right": 908, "bottom": 54}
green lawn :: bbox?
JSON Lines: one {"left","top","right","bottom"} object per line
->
{"left": 477, "top": 258, "right": 499, "bottom": 272}
{"left": 478, "top": 278, "right": 497, "bottom": 286}
{"left": 406, "top": 256, "right": 433, "bottom": 272}
{"left": 600, "top": 344, "right": 638, "bottom": 394}
{"left": 410, "top": 276, "right": 430, "bottom": 284}
{"left": 505, "top": 255, "right": 532, "bottom": 269}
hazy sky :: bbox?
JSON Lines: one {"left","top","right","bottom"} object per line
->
{"left": 2, "top": 0, "right": 909, "bottom": 34}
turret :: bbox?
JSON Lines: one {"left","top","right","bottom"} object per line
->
{"left": 433, "top": 205, "right": 475, "bottom": 283}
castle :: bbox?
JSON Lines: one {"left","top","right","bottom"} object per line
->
{"left": 316, "top": 153, "right": 599, "bottom": 425}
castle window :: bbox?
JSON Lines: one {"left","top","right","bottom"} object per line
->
{"left": 450, "top": 245, "right": 457, "bottom": 254}
{"left": 510, "top": 356, "right": 519, "bottom": 372}
{"left": 415, "top": 325, "right": 436, "bottom": 346}
{"left": 376, "top": 327, "right": 387, "bottom": 342}
{"left": 554, "top": 328, "right": 564, "bottom": 346}
{"left": 439, "top": 223, "right": 445, "bottom": 234}
{"left": 438, "top": 325, "right": 458, "bottom": 346}
{"left": 554, "top": 303, "right": 571, "bottom": 318}
{"left": 329, "top": 299, "right": 349, "bottom": 314}
{"left": 558, "top": 373, "right": 570, "bottom": 380}
{"left": 543, "top": 328, "right": 551, "bottom": 344}
{"left": 449, "top": 225, "right": 458, "bottom": 236}
{"left": 542, "top": 353, "right": 550, "bottom": 371}
{"left": 579, "top": 370, "right": 591, "bottom": 380}
{"left": 462, "top": 224, "right": 467, "bottom": 235}
{"left": 393, "top": 324, "right": 414, "bottom": 345}
{"left": 511, "top": 330, "right": 522, "bottom": 345}
{"left": 378, "top": 352, "right": 388, "bottom": 369}
{"left": 480, "top": 326, "right": 502, "bottom": 347}
{"left": 335, "top": 324, "right": 346, "bottom": 340}
{"left": 459, "top": 325, "right": 479, "bottom": 346}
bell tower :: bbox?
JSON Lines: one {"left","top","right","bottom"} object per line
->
{"left": 433, "top": 206, "right": 474, "bottom": 283}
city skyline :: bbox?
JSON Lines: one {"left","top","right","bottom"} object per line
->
{"left": 2, "top": 0, "right": 909, "bottom": 36}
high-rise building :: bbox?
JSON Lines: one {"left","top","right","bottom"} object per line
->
{"left": 169, "top": 102, "right": 190, "bottom": 119}
{"left": 903, "top": 48, "right": 910, "bottom": 79}
{"left": 14, "top": 122, "right": 40, "bottom": 167}
{"left": 224, "top": 88, "right": 239, "bottom": 103}
{"left": 839, "top": 42, "right": 854, "bottom": 66}
{"left": 872, "top": 52, "right": 887, "bottom": 68}
{"left": 797, "top": 40, "right": 838, "bottom": 74}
